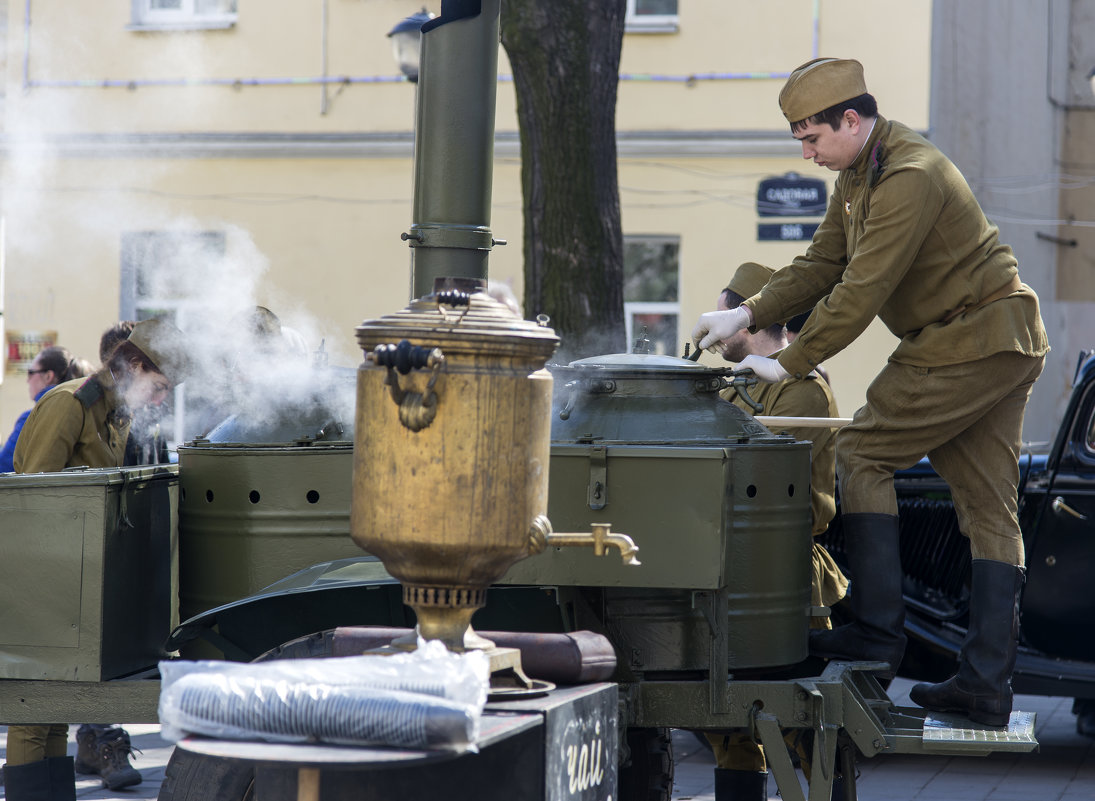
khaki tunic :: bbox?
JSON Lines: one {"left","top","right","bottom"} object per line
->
{"left": 14, "top": 371, "right": 130, "bottom": 473}
{"left": 721, "top": 373, "right": 848, "bottom": 614}
{"left": 8, "top": 370, "right": 131, "bottom": 766}
{"left": 743, "top": 117, "right": 1049, "bottom": 378}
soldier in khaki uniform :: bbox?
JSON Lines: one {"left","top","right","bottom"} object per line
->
{"left": 692, "top": 59, "right": 1049, "bottom": 729}
{"left": 704, "top": 262, "right": 848, "bottom": 800}
{"left": 4, "top": 318, "right": 188, "bottom": 801}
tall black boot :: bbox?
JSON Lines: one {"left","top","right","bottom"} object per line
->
{"left": 1, "top": 760, "right": 52, "bottom": 801}
{"left": 809, "top": 513, "right": 907, "bottom": 677}
{"left": 910, "top": 559, "right": 1024, "bottom": 727}
{"left": 714, "top": 768, "right": 768, "bottom": 800}
{"left": 45, "top": 757, "right": 76, "bottom": 801}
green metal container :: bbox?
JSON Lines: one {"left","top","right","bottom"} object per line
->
{"left": 499, "top": 352, "right": 813, "bottom": 670}
{"left": 0, "top": 466, "right": 179, "bottom": 681}
{"left": 176, "top": 366, "right": 361, "bottom": 622}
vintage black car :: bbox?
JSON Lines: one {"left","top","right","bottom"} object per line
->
{"left": 821, "top": 349, "right": 1095, "bottom": 708}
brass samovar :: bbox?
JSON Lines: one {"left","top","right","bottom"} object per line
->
{"left": 350, "top": 2, "right": 637, "bottom": 681}
{"left": 351, "top": 277, "right": 556, "bottom": 657}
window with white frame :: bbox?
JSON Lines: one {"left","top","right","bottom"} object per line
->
{"left": 131, "top": 0, "right": 238, "bottom": 29}
{"left": 623, "top": 235, "right": 680, "bottom": 356}
{"left": 626, "top": 0, "right": 679, "bottom": 33}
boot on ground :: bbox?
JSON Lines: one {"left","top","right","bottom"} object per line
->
{"left": 73, "top": 724, "right": 108, "bottom": 775}
{"left": 1, "top": 759, "right": 52, "bottom": 801}
{"left": 714, "top": 768, "right": 768, "bottom": 800}
{"left": 45, "top": 756, "right": 76, "bottom": 801}
{"left": 910, "top": 559, "right": 1024, "bottom": 727}
{"left": 809, "top": 513, "right": 907, "bottom": 676}
{"left": 90, "top": 726, "right": 143, "bottom": 790}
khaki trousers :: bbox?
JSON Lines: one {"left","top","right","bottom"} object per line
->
{"left": 5, "top": 723, "right": 70, "bottom": 765}
{"left": 836, "top": 351, "right": 1045, "bottom": 565}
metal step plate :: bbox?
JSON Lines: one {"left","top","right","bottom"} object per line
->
{"left": 921, "top": 710, "right": 1037, "bottom": 755}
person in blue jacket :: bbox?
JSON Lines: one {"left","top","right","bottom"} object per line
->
{"left": 0, "top": 346, "right": 87, "bottom": 472}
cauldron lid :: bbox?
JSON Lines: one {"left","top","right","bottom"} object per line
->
{"left": 567, "top": 352, "right": 708, "bottom": 369}
{"left": 556, "top": 351, "right": 729, "bottom": 378}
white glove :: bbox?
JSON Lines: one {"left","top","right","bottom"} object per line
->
{"left": 692, "top": 307, "right": 751, "bottom": 351}
{"left": 737, "top": 354, "right": 791, "bottom": 383}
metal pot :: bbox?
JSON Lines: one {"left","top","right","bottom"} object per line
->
{"left": 550, "top": 352, "right": 777, "bottom": 444}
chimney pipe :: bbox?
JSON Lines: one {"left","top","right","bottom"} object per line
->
{"left": 405, "top": 0, "right": 501, "bottom": 300}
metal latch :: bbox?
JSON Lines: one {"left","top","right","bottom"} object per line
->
{"left": 588, "top": 445, "right": 607, "bottom": 510}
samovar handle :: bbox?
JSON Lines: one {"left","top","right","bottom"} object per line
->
{"left": 369, "top": 340, "right": 446, "bottom": 432}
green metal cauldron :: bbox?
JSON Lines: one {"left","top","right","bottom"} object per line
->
{"left": 499, "top": 351, "right": 814, "bottom": 671}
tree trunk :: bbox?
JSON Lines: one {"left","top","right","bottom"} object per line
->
{"left": 500, "top": 0, "right": 627, "bottom": 359}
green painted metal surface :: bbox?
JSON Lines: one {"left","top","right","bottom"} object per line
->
{"left": 0, "top": 466, "right": 178, "bottom": 682}
{"left": 176, "top": 444, "right": 363, "bottom": 624}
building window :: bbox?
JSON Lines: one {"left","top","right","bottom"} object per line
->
{"left": 130, "top": 0, "right": 238, "bottom": 30}
{"left": 626, "top": 0, "right": 679, "bottom": 33}
{"left": 623, "top": 235, "right": 680, "bottom": 356}
{"left": 120, "top": 230, "right": 227, "bottom": 449}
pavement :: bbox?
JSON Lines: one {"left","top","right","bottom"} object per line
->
{"left": 2, "top": 678, "right": 1094, "bottom": 800}
{"left": 0, "top": 724, "right": 174, "bottom": 800}
{"left": 671, "top": 678, "right": 1095, "bottom": 801}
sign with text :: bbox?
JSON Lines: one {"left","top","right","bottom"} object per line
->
{"left": 756, "top": 173, "right": 827, "bottom": 217}
{"left": 757, "top": 222, "right": 820, "bottom": 242}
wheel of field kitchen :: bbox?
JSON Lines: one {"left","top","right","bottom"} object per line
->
{"left": 158, "top": 749, "right": 255, "bottom": 801}
{"left": 618, "top": 727, "right": 675, "bottom": 801}
{"left": 157, "top": 631, "right": 336, "bottom": 801}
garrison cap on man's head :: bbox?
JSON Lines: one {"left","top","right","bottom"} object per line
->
{"left": 724, "top": 262, "right": 775, "bottom": 301}
{"left": 126, "top": 317, "right": 191, "bottom": 383}
{"left": 779, "top": 58, "right": 867, "bottom": 123}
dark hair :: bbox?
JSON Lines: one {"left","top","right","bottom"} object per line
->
{"left": 107, "top": 340, "right": 162, "bottom": 378}
{"left": 785, "top": 311, "right": 810, "bottom": 335}
{"left": 720, "top": 289, "right": 784, "bottom": 339}
{"left": 100, "top": 321, "right": 137, "bottom": 363}
{"left": 791, "top": 93, "right": 878, "bottom": 133}
{"left": 33, "top": 346, "right": 89, "bottom": 383}
{"left": 67, "top": 358, "right": 94, "bottom": 380}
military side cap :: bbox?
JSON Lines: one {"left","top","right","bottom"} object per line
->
{"left": 725, "top": 262, "right": 775, "bottom": 300}
{"left": 127, "top": 317, "right": 191, "bottom": 383}
{"left": 779, "top": 58, "right": 867, "bottom": 123}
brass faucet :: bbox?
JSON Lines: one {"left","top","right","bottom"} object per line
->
{"left": 529, "top": 516, "right": 641, "bottom": 566}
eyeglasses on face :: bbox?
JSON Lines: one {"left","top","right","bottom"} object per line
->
{"left": 26, "top": 369, "right": 48, "bottom": 376}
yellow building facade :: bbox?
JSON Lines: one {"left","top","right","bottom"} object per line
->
{"left": 0, "top": 0, "right": 933, "bottom": 444}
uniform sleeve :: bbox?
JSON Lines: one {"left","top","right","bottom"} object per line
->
{"left": 13, "top": 392, "right": 84, "bottom": 473}
{"left": 775, "top": 167, "right": 946, "bottom": 377}
{"left": 744, "top": 190, "right": 849, "bottom": 329}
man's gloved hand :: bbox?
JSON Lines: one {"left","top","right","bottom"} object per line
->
{"left": 692, "top": 307, "right": 751, "bottom": 351}
{"left": 737, "top": 354, "right": 791, "bottom": 383}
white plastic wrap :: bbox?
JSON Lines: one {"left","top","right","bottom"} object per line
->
{"left": 158, "top": 639, "right": 490, "bottom": 751}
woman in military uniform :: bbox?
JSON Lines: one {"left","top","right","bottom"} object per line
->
{"left": 692, "top": 58, "right": 1048, "bottom": 730}
{"left": 3, "top": 317, "right": 188, "bottom": 801}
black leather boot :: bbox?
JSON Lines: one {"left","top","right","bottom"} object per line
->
{"left": 93, "top": 727, "right": 143, "bottom": 790}
{"left": 73, "top": 724, "right": 105, "bottom": 775}
{"left": 809, "top": 513, "right": 907, "bottom": 677}
{"left": 910, "top": 559, "right": 1024, "bottom": 727}
{"left": 714, "top": 768, "right": 768, "bottom": 800}
{"left": 45, "top": 757, "right": 76, "bottom": 801}
{"left": 1, "top": 759, "right": 52, "bottom": 801}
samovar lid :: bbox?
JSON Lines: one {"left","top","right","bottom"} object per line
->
{"left": 356, "top": 276, "right": 558, "bottom": 361}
